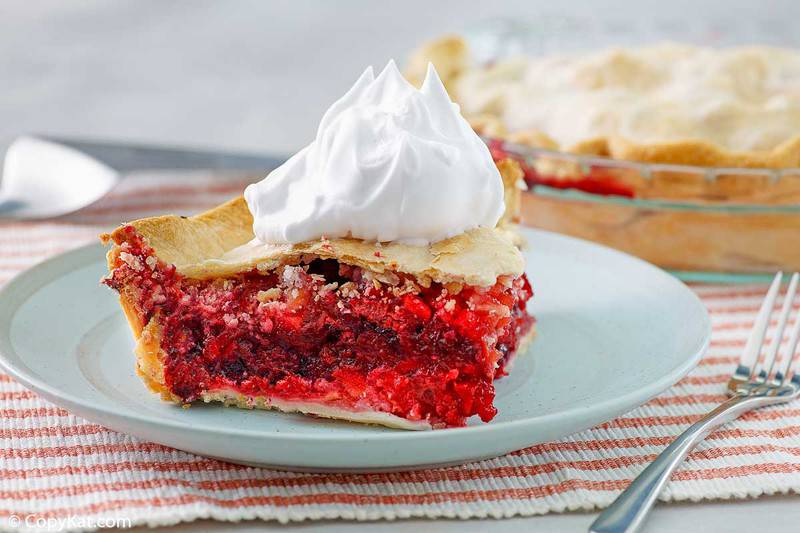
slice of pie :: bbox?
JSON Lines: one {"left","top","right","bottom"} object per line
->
{"left": 101, "top": 159, "right": 534, "bottom": 430}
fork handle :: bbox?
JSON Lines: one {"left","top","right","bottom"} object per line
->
{"left": 589, "top": 394, "right": 777, "bottom": 533}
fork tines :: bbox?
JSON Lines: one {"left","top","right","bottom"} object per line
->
{"left": 739, "top": 272, "right": 800, "bottom": 385}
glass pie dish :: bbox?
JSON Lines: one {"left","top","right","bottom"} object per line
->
{"left": 489, "top": 140, "right": 800, "bottom": 281}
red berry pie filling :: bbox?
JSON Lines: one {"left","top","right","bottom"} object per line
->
{"left": 104, "top": 226, "right": 534, "bottom": 429}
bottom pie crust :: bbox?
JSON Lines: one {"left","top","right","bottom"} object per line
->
{"left": 200, "top": 389, "right": 433, "bottom": 430}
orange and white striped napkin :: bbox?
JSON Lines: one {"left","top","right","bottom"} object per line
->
{"left": 1, "top": 171, "right": 799, "bottom": 531}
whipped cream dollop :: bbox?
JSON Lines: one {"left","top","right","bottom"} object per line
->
{"left": 244, "top": 60, "right": 504, "bottom": 245}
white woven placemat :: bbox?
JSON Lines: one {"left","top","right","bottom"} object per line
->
{"left": 1, "top": 172, "right": 798, "bottom": 532}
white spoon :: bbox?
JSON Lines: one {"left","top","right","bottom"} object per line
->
{"left": 0, "top": 137, "right": 120, "bottom": 219}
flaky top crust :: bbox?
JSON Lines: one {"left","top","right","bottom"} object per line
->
{"left": 102, "top": 160, "right": 526, "bottom": 288}
{"left": 406, "top": 35, "right": 800, "bottom": 169}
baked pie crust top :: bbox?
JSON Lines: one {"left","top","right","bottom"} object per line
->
{"left": 407, "top": 36, "right": 800, "bottom": 168}
{"left": 102, "top": 159, "right": 526, "bottom": 289}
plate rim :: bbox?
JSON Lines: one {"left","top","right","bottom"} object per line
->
{"left": 0, "top": 229, "right": 711, "bottom": 447}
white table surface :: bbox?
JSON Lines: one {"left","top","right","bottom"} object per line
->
{"left": 4, "top": 1, "right": 800, "bottom": 531}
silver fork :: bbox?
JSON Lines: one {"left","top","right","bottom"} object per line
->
{"left": 590, "top": 272, "right": 800, "bottom": 533}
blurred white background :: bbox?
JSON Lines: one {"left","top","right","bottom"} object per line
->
{"left": 1, "top": 0, "right": 798, "bottom": 156}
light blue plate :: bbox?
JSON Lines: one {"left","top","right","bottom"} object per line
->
{"left": 0, "top": 228, "right": 710, "bottom": 472}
